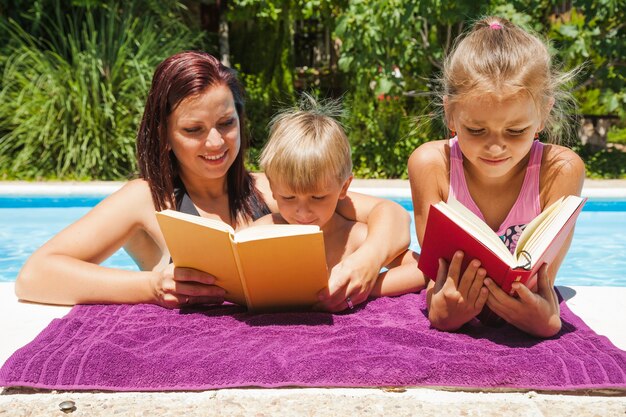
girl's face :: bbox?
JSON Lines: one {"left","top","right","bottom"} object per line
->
{"left": 167, "top": 84, "right": 240, "bottom": 187}
{"left": 447, "top": 93, "right": 544, "bottom": 180}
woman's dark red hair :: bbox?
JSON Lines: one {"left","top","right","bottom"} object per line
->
{"left": 137, "top": 51, "right": 268, "bottom": 224}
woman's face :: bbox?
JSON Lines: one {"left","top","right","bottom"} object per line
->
{"left": 167, "top": 83, "right": 240, "bottom": 186}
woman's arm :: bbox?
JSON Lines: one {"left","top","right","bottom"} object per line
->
{"left": 15, "top": 180, "right": 223, "bottom": 307}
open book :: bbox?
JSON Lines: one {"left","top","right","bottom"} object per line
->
{"left": 156, "top": 210, "right": 328, "bottom": 311}
{"left": 417, "top": 195, "right": 586, "bottom": 294}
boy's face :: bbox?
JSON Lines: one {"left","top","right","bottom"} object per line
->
{"left": 270, "top": 177, "right": 352, "bottom": 229}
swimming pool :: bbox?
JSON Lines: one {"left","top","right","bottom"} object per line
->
{"left": 1, "top": 194, "right": 625, "bottom": 286}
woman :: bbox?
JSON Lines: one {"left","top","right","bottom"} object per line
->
{"left": 16, "top": 51, "right": 410, "bottom": 312}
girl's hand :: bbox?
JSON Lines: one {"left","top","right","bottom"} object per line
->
{"left": 152, "top": 264, "right": 226, "bottom": 309}
{"left": 428, "top": 251, "right": 489, "bottom": 331}
{"left": 484, "top": 264, "right": 561, "bottom": 337}
{"left": 315, "top": 250, "right": 378, "bottom": 312}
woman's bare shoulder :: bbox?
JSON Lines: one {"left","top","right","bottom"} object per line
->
{"left": 109, "top": 179, "right": 154, "bottom": 208}
{"left": 251, "top": 172, "right": 269, "bottom": 190}
{"left": 86, "top": 179, "right": 157, "bottom": 229}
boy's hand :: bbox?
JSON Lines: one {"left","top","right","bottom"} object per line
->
{"left": 484, "top": 264, "right": 561, "bottom": 337}
{"left": 314, "top": 253, "right": 378, "bottom": 312}
{"left": 427, "top": 251, "right": 488, "bottom": 331}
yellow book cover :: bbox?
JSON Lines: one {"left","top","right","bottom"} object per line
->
{"left": 155, "top": 210, "right": 328, "bottom": 311}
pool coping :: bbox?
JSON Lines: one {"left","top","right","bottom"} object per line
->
{"left": 1, "top": 179, "right": 626, "bottom": 198}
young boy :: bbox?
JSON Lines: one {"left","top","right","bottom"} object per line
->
{"left": 254, "top": 98, "right": 424, "bottom": 305}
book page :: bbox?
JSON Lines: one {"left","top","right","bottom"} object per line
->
{"left": 234, "top": 224, "right": 320, "bottom": 243}
{"left": 520, "top": 196, "right": 584, "bottom": 264}
{"left": 514, "top": 197, "right": 563, "bottom": 259}
{"left": 441, "top": 197, "right": 514, "bottom": 265}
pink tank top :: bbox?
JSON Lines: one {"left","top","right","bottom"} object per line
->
{"left": 448, "top": 137, "right": 543, "bottom": 253}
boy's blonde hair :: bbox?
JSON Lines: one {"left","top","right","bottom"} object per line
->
{"left": 443, "top": 16, "right": 576, "bottom": 143}
{"left": 259, "top": 95, "right": 352, "bottom": 193}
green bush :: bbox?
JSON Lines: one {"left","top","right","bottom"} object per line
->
{"left": 573, "top": 144, "right": 626, "bottom": 179}
{"left": 345, "top": 92, "right": 429, "bottom": 179}
{"left": 0, "top": 1, "right": 199, "bottom": 180}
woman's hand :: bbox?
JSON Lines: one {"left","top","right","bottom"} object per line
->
{"left": 315, "top": 247, "right": 379, "bottom": 312}
{"left": 152, "top": 264, "right": 226, "bottom": 309}
{"left": 427, "top": 251, "right": 489, "bottom": 331}
{"left": 484, "top": 264, "right": 561, "bottom": 338}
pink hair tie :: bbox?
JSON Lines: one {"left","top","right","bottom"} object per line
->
{"left": 489, "top": 22, "right": 503, "bottom": 30}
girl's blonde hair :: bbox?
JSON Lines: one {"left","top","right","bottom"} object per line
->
{"left": 259, "top": 95, "right": 352, "bottom": 193}
{"left": 443, "top": 16, "right": 577, "bottom": 143}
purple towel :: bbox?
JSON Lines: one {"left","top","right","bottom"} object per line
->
{"left": 1, "top": 291, "right": 625, "bottom": 392}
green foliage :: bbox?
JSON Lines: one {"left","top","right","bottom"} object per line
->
{"left": 608, "top": 126, "right": 626, "bottom": 145}
{"left": 0, "top": 1, "right": 199, "bottom": 180}
{"left": 238, "top": 69, "right": 275, "bottom": 165}
{"left": 575, "top": 144, "right": 626, "bottom": 179}
{"left": 547, "top": 3, "right": 626, "bottom": 118}
{"left": 1, "top": 0, "right": 625, "bottom": 180}
{"left": 346, "top": 93, "right": 427, "bottom": 179}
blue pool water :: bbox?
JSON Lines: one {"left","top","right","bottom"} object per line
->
{"left": 1, "top": 195, "right": 625, "bottom": 286}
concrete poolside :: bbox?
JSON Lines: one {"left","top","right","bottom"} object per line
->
{"left": 1, "top": 179, "right": 625, "bottom": 416}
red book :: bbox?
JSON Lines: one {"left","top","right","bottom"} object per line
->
{"left": 417, "top": 195, "right": 587, "bottom": 295}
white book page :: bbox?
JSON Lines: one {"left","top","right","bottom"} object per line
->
{"left": 234, "top": 224, "right": 320, "bottom": 242}
{"left": 158, "top": 209, "right": 235, "bottom": 234}
{"left": 514, "top": 197, "right": 563, "bottom": 260}
{"left": 441, "top": 197, "right": 515, "bottom": 265}
{"left": 520, "top": 196, "right": 583, "bottom": 262}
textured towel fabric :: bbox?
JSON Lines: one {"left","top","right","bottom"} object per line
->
{"left": 1, "top": 291, "right": 625, "bottom": 392}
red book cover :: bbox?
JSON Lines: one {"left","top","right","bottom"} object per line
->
{"left": 417, "top": 197, "right": 586, "bottom": 295}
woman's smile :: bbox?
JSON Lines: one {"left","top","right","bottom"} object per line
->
{"left": 200, "top": 150, "right": 228, "bottom": 164}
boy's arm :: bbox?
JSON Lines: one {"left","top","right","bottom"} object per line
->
{"left": 319, "top": 191, "right": 411, "bottom": 311}
{"left": 254, "top": 171, "right": 412, "bottom": 311}
{"left": 370, "top": 250, "right": 425, "bottom": 297}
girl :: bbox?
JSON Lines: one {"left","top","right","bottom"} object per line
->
{"left": 408, "top": 17, "right": 585, "bottom": 337}
{"left": 16, "top": 51, "right": 411, "bottom": 312}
